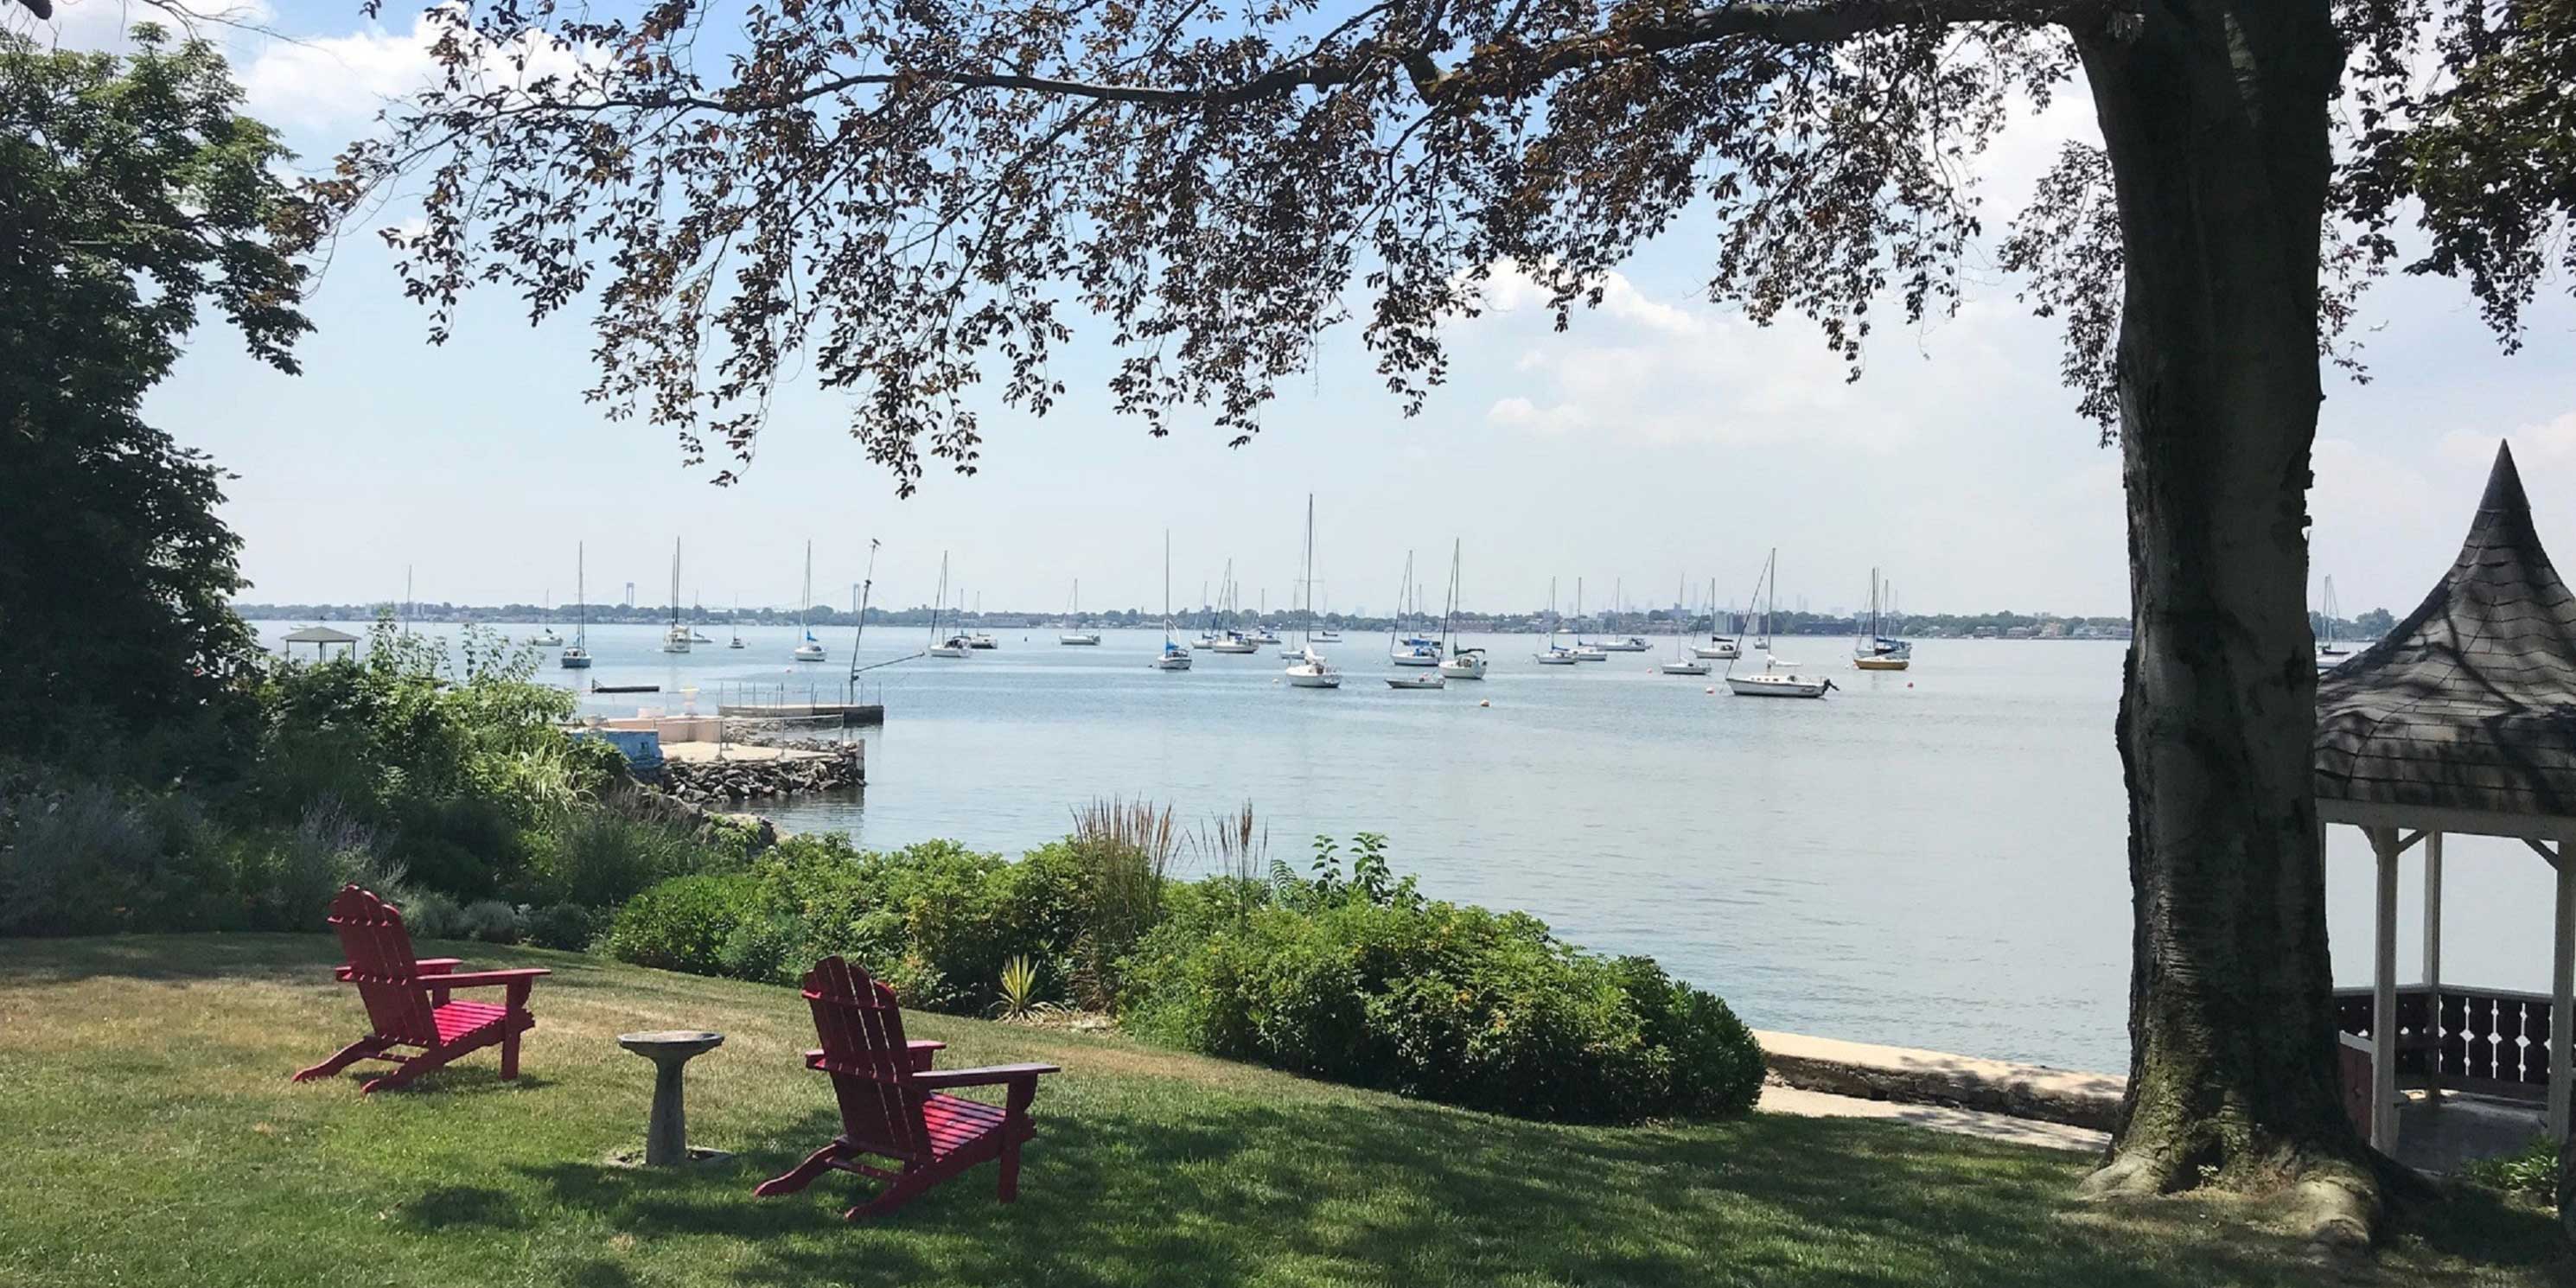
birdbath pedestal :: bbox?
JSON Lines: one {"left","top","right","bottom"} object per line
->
{"left": 616, "top": 1030, "right": 724, "bottom": 1165}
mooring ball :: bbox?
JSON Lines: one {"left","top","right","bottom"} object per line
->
{"left": 1478, "top": 699, "right": 1490, "bottom": 708}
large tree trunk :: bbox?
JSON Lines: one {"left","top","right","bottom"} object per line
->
{"left": 2075, "top": 0, "right": 2375, "bottom": 1240}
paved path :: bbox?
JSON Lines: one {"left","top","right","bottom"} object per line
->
{"left": 1758, "top": 1083, "right": 2110, "bottom": 1153}
{"left": 1754, "top": 1029, "right": 2125, "bottom": 1131}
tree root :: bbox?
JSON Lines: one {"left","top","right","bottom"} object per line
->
{"left": 2082, "top": 1140, "right": 2382, "bottom": 1253}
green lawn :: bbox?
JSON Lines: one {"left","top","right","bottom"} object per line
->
{"left": 1, "top": 936, "right": 2562, "bottom": 1287}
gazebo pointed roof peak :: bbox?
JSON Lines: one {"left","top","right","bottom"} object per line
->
{"left": 2314, "top": 437, "right": 2576, "bottom": 825}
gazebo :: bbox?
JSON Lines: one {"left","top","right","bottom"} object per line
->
{"left": 281, "top": 625, "right": 360, "bottom": 662}
{"left": 2318, "top": 441, "right": 2576, "bottom": 1156}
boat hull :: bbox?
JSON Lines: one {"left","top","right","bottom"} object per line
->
{"left": 1692, "top": 644, "right": 1740, "bottom": 660}
{"left": 1390, "top": 653, "right": 1440, "bottom": 666}
{"left": 1852, "top": 657, "right": 1910, "bottom": 672}
{"left": 928, "top": 646, "right": 970, "bottom": 659}
{"left": 1661, "top": 661, "right": 1712, "bottom": 675}
{"left": 1726, "top": 675, "right": 1830, "bottom": 698}
{"left": 1438, "top": 659, "right": 1488, "bottom": 679}
{"left": 558, "top": 654, "right": 592, "bottom": 670}
{"left": 1285, "top": 672, "right": 1342, "bottom": 688}
{"left": 1208, "top": 641, "right": 1260, "bottom": 654}
{"left": 1387, "top": 675, "right": 1446, "bottom": 690}
{"left": 793, "top": 647, "right": 827, "bottom": 662}
{"left": 1059, "top": 634, "right": 1102, "bottom": 646}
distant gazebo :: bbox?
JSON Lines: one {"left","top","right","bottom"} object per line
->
{"left": 281, "top": 625, "right": 360, "bottom": 662}
{"left": 2318, "top": 442, "right": 2576, "bottom": 1154}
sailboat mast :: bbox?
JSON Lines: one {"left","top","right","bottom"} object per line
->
{"left": 576, "top": 545, "right": 586, "bottom": 647}
{"left": 849, "top": 539, "right": 878, "bottom": 680}
{"left": 1301, "top": 494, "right": 1316, "bottom": 645}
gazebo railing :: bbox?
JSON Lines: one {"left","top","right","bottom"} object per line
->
{"left": 2333, "top": 984, "right": 2553, "bottom": 1100}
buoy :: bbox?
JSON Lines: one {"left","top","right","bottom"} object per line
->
{"left": 1907, "top": 682, "right": 1914, "bottom": 689}
{"left": 1478, "top": 699, "right": 1490, "bottom": 708}
{"left": 1705, "top": 686, "right": 1716, "bottom": 695}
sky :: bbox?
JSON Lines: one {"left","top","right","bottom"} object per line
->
{"left": 29, "top": 0, "right": 2576, "bottom": 619}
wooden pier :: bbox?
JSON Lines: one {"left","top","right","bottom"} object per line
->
{"left": 715, "top": 702, "right": 884, "bottom": 726}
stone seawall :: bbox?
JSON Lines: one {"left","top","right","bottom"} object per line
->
{"left": 656, "top": 739, "right": 864, "bottom": 807}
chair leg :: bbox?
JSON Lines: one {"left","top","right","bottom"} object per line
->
{"left": 850, "top": 1173, "right": 931, "bottom": 1221}
{"left": 501, "top": 1027, "right": 520, "bottom": 1081}
{"left": 755, "top": 1142, "right": 849, "bottom": 1198}
{"left": 292, "top": 1038, "right": 388, "bottom": 1084}
{"left": 997, "top": 1137, "right": 1021, "bottom": 1202}
{"left": 362, "top": 1042, "right": 464, "bottom": 1094}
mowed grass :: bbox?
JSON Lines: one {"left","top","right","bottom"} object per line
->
{"left": 0, "top": 936, "right": 2565, "bottom": 1288}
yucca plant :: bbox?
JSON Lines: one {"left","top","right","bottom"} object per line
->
{"left": 992, "top": 954, "right": 1064, "bottom": 1024}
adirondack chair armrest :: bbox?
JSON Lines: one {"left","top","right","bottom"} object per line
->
{"left": 414, "top": 959, "right": 464, "bottom": 972}
{"left": 909, "top": 1062, "right": 1060, "bottom": 1089}
{"left": 801, "top": 1040, "right": 946, "bottom": 1073}
{"left": 432, "top": 967, "right": 549, "bottom": 1011}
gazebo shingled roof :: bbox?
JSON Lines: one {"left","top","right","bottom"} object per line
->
{"left": 281, "top": 626, "right": 361, "bottom": 645}
{"left": 2314, "top": 442, "right": 2576, "bottom": 825}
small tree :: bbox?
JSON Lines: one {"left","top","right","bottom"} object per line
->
{"left": 0, "top": 27, "right": 309, "bottom": 766}
{"left": 293, "top": 0, "right": 2572, "bottom": 1236}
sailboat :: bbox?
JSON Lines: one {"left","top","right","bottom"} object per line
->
{"left": 1535, "top": 578, "right": 1578, "bottom": 664}
{"left": 1568, "top": 578, "right": 1608, "bottom": 660}
{"left": 1853, "top": 568, "right": 1912, "bottom": 671}
{"left": 1661, "top": 577, "right": 1712, "bottom": 675}
{"left": 559, "top": 545, "right": 593, "bottom": 669}
{"left": 1154, "top": 532, "right": 1192, "bottom": 670}
{"left": 1436, "top": 540, "right": 1487, "bottom": 679}
{"left": 1208, "top": 562, "right": 1260, "bottom": 653}
{"left": 1693, "top": 577, "right": 1742, "bottom": 660}
{"left": 1389, "top": 552, "right": 1441, "bottom": 666}
{"left": 967, "top": 593, "right": 998, "bottom": 649}
{"left": 1058, "top": 579, "right": 1101, "bottom": 645}
{"left": 689, "top": 596, "right": 714, "bottom": 643}
{"left": 1595, "top": 579, "right": 1650, "bottom": 651}
{"left": 928, "top": 555, "right": 972, "bottom": 658}
{"left": 793, "top": 541, "right": 828, "bottom": 661}
{"left": 532, "top": 590, "right": 563, "bottom": 647}
{"left": 660, "top": 540, "right": 692, "bottom": 653}
{"left": 846, "top": 539, "right": 879, "bottom": 680}
{"left": 1284, "top": 495, "right": 1342, "bottom": 689}
{"left": 1725, "top": 549, "right": 1833, "bottom": 698}
{"left": 729, "top": 596, "right": 745, "bottom": 649}
{"left": 2316, "top": 574, "right": 2350, "bottom": 668}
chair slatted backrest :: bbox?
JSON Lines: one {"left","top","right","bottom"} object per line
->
{"left": 801, "top": 957, "right": 934, "bottom": 1162}
{"left": 325, "top": 885, "right": 438, "bottom": 1045}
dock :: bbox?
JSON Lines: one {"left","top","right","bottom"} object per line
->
{"left": 715, "top": 702, "right": 885, "bottom": 727}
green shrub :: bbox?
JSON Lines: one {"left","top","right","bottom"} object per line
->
{"left": 603, "top": 874, "right": 758, "bottom": 974}
{"left": 523, "top": 902, "right": 606, "bottom": 951}
{"left": 2462, "top": 1133, "right": 2560, "bottom": 1204}
{"left": 526, "top": 807, "right": 718, "bottom": 909}
{"left": 1121, "top": 878, "right": 1763, "bottom": 1123}
{"left": 0, "top": 781, "right": 234, "bottom": 934}
{"left": 401, "top": 890, "right": 465, "bottom": 940}
{"left": 459, "top": 899, "right": 524, "bottom": 943}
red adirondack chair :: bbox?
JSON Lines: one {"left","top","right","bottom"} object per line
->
{"left": 756, "top": 956, "right": 1061, "bottom": 1219}
{"left": 290, "top": 884, "right": 550, "bottom": 1094}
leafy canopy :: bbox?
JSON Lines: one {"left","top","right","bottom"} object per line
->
{"left": 0, "top": 26, "right": 309, "bottom": 762}
{"left": 299, "top": 0, "right": 2571, "bottom": 490}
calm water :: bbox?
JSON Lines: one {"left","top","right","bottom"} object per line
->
{"left": 255, "top": 620, "right": 2567, "bottom": 1073}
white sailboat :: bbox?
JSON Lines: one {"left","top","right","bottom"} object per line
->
{"left": 2316, "top": 574, "right": 2350, "bottom": 668}
{"left": 1567, "top": 577, "right": 1607, "bottom": 660}
{"left": 1389, "top": 551, "right": 1441, "bottom": 666}
{"left": 793, "top": 541, "right": 829, "bottom": 661}
{"left": 1661, "top": 577, "right": 1712, "bottom": 675}
{"left": 1693, "top": 577, "right": 1742, "bottom": 660}
{"left": 1058, "top": 579, "right": 1101, "bottom": 645}
{"left": 1154, "top": 532, "right": 1192, "bottom": 670}
{"left": 1284, "top": 495, "right": 1342, "bottom": 689}
{"left": 1725, "top": 549, "right": 1833, "bottom": 698}
{"left": 559, "top": 546, "right": 593, "bottom": 669}
{"left": 929, "top": 556, "right": 972, "bottom": 658}
{"left": 690, "top": 596, "right": 714, "bottom": 644}
{"left": 729, "top": 597, "right": 745, "bottom": 649}
{"left": 532, "top": 590, "right": 563, "bottom": 647}
{"left": 1436, "top": 540, "right": 1487, "bottom": 679}
{"left": 660, "top": 539, "right": 692, "bottom": 653}
{"left": 1853, "top": 568, "right": 1912, "bottom": 671}
{"left": 1535, "top": 577, "right": 1578, "bottom": 665}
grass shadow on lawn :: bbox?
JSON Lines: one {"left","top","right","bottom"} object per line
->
{"left": 413, "top": 1098, "right": 2571, "bottom": 1288}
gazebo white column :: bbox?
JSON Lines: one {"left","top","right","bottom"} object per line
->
{"left": 2554, "top": 838, "right": 2574, "bottom": 1141}
{"left": 2422, "top": 832, "right": 2443, "bottom": 1096}
{"left": 2369, "top": 826, "right": 2401, "bottom": 1150}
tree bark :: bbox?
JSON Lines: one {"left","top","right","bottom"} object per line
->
{"left": 2075, "top": 0, "right": 2375, "bottom": 1238}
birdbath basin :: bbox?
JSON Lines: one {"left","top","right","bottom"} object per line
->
{"left": 617, "top": 1030, "right": 724, "bottom": 1165}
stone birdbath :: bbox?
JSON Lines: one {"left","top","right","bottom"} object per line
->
{"left": 616, "top": 1030, "right": 724, "bottom": 1165}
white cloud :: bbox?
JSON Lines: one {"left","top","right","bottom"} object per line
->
{"left": 238, "top": 7, "right": 596, "bottom": 133}
{"left": 2441, "top": 411, "right": 2576, "bottom": 468}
